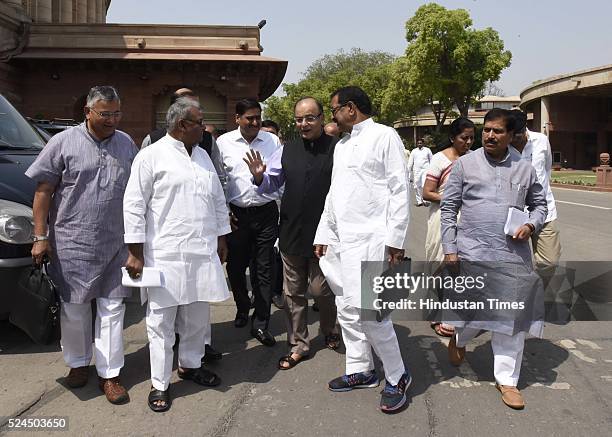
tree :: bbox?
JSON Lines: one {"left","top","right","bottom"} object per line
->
{"left": 394, "top": 3, "right": 511, "bottom": 130}
{"left": 264, "top": 48, "right": 397, "bottom": 136}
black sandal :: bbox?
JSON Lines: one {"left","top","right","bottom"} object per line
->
{"left": 148, "top": 387, "right": 171, "bottom": 412}
{"left": 177, "top": 367, "right": 221, "bottom": 387}
{"left": 278, "top": 353, "right": 309, "bottom": 370}
{"left": 325, "top": 334, "right": 341, "bottom": 350}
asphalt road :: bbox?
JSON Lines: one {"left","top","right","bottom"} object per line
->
{"left": 1, "top": 187, "right": 611, "bottom": 437}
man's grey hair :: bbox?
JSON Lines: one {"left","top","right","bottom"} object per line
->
{"left": 166, "top": 97, "right": 203, "bottom": 131}
{"left": 86, "top": 85, "right": 120, "bottom": 107}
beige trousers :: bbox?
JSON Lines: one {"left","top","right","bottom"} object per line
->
{"left": 281, "top": 252, "right": 338, "bottom": 356}
{"left": 532, "top": 219, "right": 561, "bottom": 290}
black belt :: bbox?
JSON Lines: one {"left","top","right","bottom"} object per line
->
{"left": 230, "top": 201, "right": 276, "bottom": 214}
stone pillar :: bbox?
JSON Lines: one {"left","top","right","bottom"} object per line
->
{"left": 86, "top": 0, "right": 95, "bottom": 22}
{"left": 59, "top": 0, "right": 72, "bottom": 22}
{"left": 96, "top": 0, "right": 106, "bottom": 23}
{"left": 76, "top": 0, "right": 87, "bottom": 23}
{"left": 541, "top": 96, "right": 551, "bottom": 135}
{"left": 35, "top": 0, "right": 53, "bottom": 23}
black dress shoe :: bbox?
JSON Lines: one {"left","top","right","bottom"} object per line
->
{"left": 234, "top": 312, "right": 248, "bottom": 328}
{"left": 272, "top": 294, "right": 284, "bottom": 309}
{"left": 251, "top": 328, "right": 276, "bottom": 347}
{"left": 202, "top": 344, "right": 222, "bottom": 363}
{"left": 312, "top": 302, "right": 319, "bottom": 312}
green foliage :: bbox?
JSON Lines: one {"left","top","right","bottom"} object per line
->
{"left": 396, "top": 2, "right": 512, "bottom": 128}
{"left": 264, "top": 3, "right": 511, "bottom": 135}
{"left": 263, "top": 48, "right": 397, "bottom": 135}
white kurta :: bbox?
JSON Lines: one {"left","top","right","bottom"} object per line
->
{"left": 406, "top": 146, "right": 432, "bottom": 184}
{"left": 511, "top": 129, "right": 557, "bottom": 223}
{"left": 314, "top": 118, "right": 410, "bottom": 309}
{"left": 123, "top": 134, "right": 231, "bottom": 309}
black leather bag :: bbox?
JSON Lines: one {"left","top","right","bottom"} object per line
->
{"left": 9, "top": 264, "right": 60, "bottom": 344}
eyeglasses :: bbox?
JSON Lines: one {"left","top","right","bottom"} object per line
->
{"left": 330, "top": 102, "right": 350, "bottom": 116}
{"left": 243, "top": 115, "right": 262, "bottom": 122}
{"left": 294, "top": 114, "right": 321, "bottom": 124}
{"left": 182, "top": 118, "right": 205, "bottom": 127}
{"left": 89, "top": 108, "right": 122, "bottom": 119}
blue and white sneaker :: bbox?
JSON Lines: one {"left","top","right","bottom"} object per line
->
{"left": 380, "top": 371, "right": 412, "bottom": 413}
{"left": 328, "top": 371, "right": 380, "bottom": 392}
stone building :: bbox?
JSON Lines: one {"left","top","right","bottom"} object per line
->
{"left": 393, "top": 95, "right": 520, "bottom": 146}
{"left": 0, "top": 0, "right": 287, "bottom": 143}
{"left": 520, "top": 64, "right": 612, "bottom": 170}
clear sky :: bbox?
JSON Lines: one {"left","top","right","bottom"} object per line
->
{"left": 107, "top": 0, "right": 612, "bottom": 97}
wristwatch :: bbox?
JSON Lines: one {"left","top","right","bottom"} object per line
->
{"left": 32, "top": 235, "right": 49, "bottom": 242}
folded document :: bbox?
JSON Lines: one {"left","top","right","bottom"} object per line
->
{"left": 121, "top": 267, "right": 162, "bottom": 288}
{"left": 504, "top": 207, "right": 529, "bottom": 237}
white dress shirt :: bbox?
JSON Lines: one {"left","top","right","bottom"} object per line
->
{"left": 314, "top": 118, "right": 410, "bottom": 308}
{"left": 511, "top": 129, "right": 557, "bottom": 223}
{"left": 123, "top": 134, "right": 231, "bottom": 309}
{"left": 216, "top": 128, "right": 282, "bottom": 207}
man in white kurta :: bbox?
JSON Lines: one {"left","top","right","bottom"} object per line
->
{"left": 510, "top": 110, "right": 561, "bottom": 288}
{"left": 406, "top": 139, "right": 432, "bottom": 206}
{"left": 123, "top": 98, "right": 230, "bottom": 412}
{"left": 314, "top": 86, "right": 411, "bottom": 414}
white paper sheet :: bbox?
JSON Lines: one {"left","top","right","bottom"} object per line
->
{"left": 121, "top": 267, "right": 162, "bottom": 288}
{"left": 318, "top": 248, "right": 343, "bottom": 296}
{"left": 504, "top": 207, "right": 529, "bottom": 236}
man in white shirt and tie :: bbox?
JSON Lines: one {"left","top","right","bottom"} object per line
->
{"left": 123, "top": 98, "right": 231, "bottom": 412}
{"left": 216, "top": 99, "right": 283, "bottom": 346}
{"left": 407, "top": 138, "right": 433, "bottom": 206}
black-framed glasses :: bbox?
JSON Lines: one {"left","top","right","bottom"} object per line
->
{"left": 242, "top": 114, "right": 262, "bottom": 122}
{"left": 330, "top": 102, "right": 350, "bottom": 116}
{"left": 89, "top": 108, "right": 122, "bottom": 119}
{"left": 294, "top": 113, "right": 322, "bottom": 124}
{"left": 182, "top": 118, "right": 205, "bottom": 127}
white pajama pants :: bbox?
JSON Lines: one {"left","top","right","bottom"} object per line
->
{"left": 413, "top": 170, "right": 426, "bottom": 204}
{"left": 335, "top": 296, "right": 405, "bottom": 385}
{"left": 175, "top": 303, "right": 211, "bottom": 345}
{"left": 60, "top": 297, "right": 125, "bottom": 379}
{"left": 456, "top": 327, "right": 526, "bottom": 386}
{"left": 146, "top": 301, "right": 209, "bottom": 391}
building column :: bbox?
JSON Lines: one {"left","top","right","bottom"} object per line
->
{"left": 76, "top": 0, "right": 87, "bottom": 23}
{"left": 34, "top": 0, "right": 53, "bottom": 22}
{"left": 96, "top": 0, "right": 106, "bottom": 23}
{"left": 86, "top": 0, "right": 96, "bottom": 22}
{"left": 541, "top": 96, "right": 551, "bottom": 136}
{"left": 59, "top": 0, "right": 72, "bottom": 22}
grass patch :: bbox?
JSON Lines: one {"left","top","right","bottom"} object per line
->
{"left": 551, "top": 171, "right": 596, "bottom": 186}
